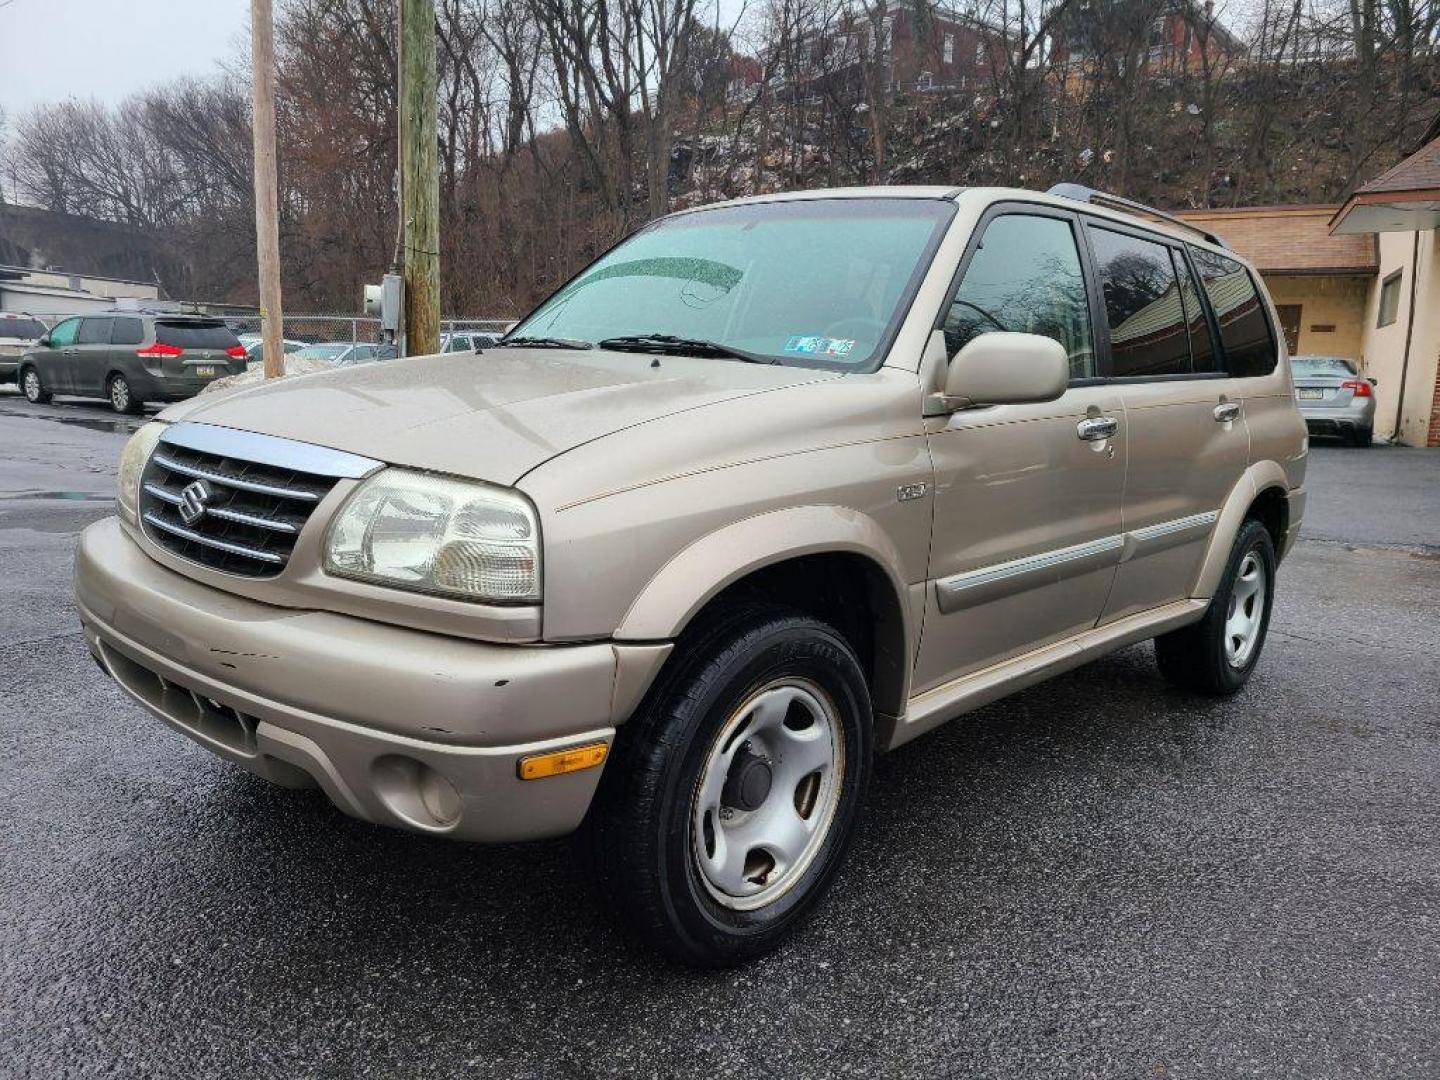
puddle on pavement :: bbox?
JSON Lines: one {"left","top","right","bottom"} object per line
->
{"left": 0, "top": 407, "right": 142, "bottom": 435}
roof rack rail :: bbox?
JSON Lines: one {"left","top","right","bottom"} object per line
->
{"left": 1045, "top": 183, "right": 1231, "bottom": 250}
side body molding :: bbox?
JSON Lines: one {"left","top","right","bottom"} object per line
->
{"left": 615, "top": 504, "right": 914, "bottom": 644}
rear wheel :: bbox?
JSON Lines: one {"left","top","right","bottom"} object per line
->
{"left": 21, "top": 366, "right": 51, "bottom": 405}
{"left": 581, "top": 604, "right": 872, "bottom": 967}
{"left": 107, "top": 373, "right": 141, "bottom": 415}
{"left": 1349, "top": 425, "right": 1373, "bottom": 448}
{"left": 1155, "top": 519, "right": 1276, "bottom": 696}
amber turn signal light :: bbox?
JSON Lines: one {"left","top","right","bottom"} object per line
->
{"left": 517, "top": 742, "right": 609, "bottom": 780}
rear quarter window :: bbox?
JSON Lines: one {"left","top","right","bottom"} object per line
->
{"left": 154, "top": 321, "right": 241, "bottom": 349}
{"left": 1189, "top": 247, "right": 1278, "bottom": 377}
{"left": 112, "top": 318, "right": 144, "bottom": 346}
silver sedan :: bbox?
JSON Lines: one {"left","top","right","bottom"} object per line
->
{"left": 1290, "top": 355, "right": 1377, "bottom": 447}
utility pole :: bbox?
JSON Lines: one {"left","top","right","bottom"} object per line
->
{"left": 398, "top": 0, "right": 440, "bottom": 357}
{"left": 250, "top": 0, "right": 285, "bottom": 380}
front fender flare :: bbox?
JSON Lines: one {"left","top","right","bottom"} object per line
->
{"left": 614, "top": 504, "right": 913, "bottom": 645}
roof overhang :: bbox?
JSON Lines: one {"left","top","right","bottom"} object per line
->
{"left": 1330, "top": 189, "right": 1440, "bottom": 234}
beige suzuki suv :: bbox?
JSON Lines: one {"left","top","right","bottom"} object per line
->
{"left": 75, "top": 185, "right": 1307, "bottom": 966}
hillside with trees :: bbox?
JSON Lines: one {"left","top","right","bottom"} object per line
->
{"left": 2, "top": 0, "right": 1436, "bottom": 317}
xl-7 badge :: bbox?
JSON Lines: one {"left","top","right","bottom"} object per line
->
{"left": 896, "top": 482, "right": 928, "bottom": 503}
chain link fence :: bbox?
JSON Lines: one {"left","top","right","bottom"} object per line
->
{"left": 221, "top": 314, "right": 512, "bottom": 348}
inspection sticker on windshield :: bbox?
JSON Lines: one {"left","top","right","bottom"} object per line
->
{"left": 785, "top": 336, "right": 855, "bottom": 357}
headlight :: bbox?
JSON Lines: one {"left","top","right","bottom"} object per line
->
{"left": 323, "top": 469, "right": 541, "bottom": 603}
{"left": 116, "top": 421, "right": 167, "bottom": 524}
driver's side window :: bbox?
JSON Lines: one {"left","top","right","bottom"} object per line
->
{"left": 48, "top": 317, "right": 81, "bottom": 348}
{"left": 943, "top": 213, "right": 1096, "bottom": 380}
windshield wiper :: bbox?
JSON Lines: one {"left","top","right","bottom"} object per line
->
{"left": 598, "top": 333, "right": 776, "bottom": 365}
{"left": 493, "top": 335, "right": 594, "bottom": 350}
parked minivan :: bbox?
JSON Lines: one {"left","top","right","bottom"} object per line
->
{"left": 77, "top": 186, "right": 1307, "bottom": 966}
{"left": 20, "top": 313, "right": 246, "bottom": 413}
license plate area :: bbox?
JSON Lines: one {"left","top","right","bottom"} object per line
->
{"left": 1296, "top": 388, "right": 1323, "bottom": 400}
{"left": 194, "top": 365, "right": 218, "bottom": 377}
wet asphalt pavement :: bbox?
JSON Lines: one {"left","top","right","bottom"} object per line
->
{"left": 1, "top": 391, "right": 1438, "bottom": 1078}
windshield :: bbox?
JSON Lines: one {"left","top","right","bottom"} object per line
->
{"left": 1, "top": 317, "right": 46, "bottom": 340}
{"left": 294, "top": 344, "right": 351, "bottom": 361}
{"left": 511, "top": 198, "right": 955, "bottom": 370}
{"left": 1292, "top": 356, "right": 1357, "bottom": 378}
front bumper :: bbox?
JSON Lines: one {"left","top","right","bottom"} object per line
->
{"left": 76, "top": 517, "right": 664, "bottom": 842}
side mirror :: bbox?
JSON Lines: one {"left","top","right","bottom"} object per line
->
{"left": 935, "top": 332, "right": 1069, "bottom": 411}
{"left": 1368, "top": 377, "right": 1378, "bottom": 387}
{"left": 37, "top": 335, "right": 51, "bottom": 347}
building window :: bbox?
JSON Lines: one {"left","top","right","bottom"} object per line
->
{"left": 1377, "top": 270, "right": 1402, "bottom": 327}
{"left": 976, "top": 41, "right": 986, "bottom": 66}
{"left": 944, "top": 34, "right": 954, "bottom": 64}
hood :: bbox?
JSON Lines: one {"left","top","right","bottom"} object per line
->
{"left": 159, "top": 349, "right": 838, "bottom": 485}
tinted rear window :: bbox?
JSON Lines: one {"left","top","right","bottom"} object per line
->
{"left": 155, "top": 320, "right": 240, "bottom": 349}
{"left": 1189, "top": 248, "right": 1277, "bottom": 377}
{"left": 1291, "top": 356, "right": 1356, "bottom": 378}
{"left": 1089, "top": 226, "right": 1191, "bottom": 378}
{"left": 0, "top": 317, "right": 46, "bottom": 339}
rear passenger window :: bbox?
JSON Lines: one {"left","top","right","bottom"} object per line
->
{"left": 944, "top": 213, "right": 1095, "bottom": 379}
{"left": 1174, "top": 254, "right": 1219, "bottom": 372}
{"left": 77, "top": 318, "right": 112, "bottom": 345}
{"left": 1189, "top": 247, "right": 1277, "bottom": 377}
{"left": 111, "top": 317, "right": 144, "bottom": 346}
{"left": 1088, "top": 227, "right": 1190, "bottom": 378}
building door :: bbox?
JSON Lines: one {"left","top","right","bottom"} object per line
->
{"left": 1275, "top": 304, "right": 1302, "bottom": 355}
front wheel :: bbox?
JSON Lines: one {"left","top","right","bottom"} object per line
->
{"left": 1155, "top": 519, "right": 1277, "bottom": 695}
{"left": 21, "top": 366, "right": 51, "bottom": 405}
{"left": 581, "top": 604, "right": 873, "bottom": 967}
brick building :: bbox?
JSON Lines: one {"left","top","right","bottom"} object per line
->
{"left": 771, "top": 3, "right": 1008, "bottom": 101}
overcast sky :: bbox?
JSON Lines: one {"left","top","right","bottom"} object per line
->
{"left": 1, "top": 0, "right": 249, "bottom": 119}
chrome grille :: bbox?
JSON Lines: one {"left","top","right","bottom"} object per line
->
{"left": 139, "top": 423, "right": 381, "bottom": 578}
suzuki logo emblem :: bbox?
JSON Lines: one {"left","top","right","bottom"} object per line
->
{"left": 177, "top": 479, "right": 212, "bottom": 525}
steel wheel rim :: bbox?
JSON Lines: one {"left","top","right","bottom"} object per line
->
{"left": 690, "top": 677, "right": 844, "bottom": 912}
{"left": 23, "top": 370, "right": 39, "bottom": 401}
{"left": 1224, "top": 549, "right": 1266, "bottom": 668}
{"left": 110, "top": 378, "right": 128, "bottom": 411}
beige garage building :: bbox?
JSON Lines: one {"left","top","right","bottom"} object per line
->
{"left": 1179, "top": 120, "right": 1440, "bottom": 447}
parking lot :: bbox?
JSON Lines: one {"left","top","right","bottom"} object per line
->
{"left": 1, "top": 389, "right": 1437, "bottom": 1078}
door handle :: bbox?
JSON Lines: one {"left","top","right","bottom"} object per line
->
{"left": 1076, "top": 416, "right": 1118, "bottom": 442}
{"left": 1214, "top": 402, "right": 1242, "bottom": 423}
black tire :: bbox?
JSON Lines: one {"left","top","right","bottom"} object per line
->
{"left": 20, "top": 365, "right": 51, "bottom": 405}
{"left": 107, "top": 373, "right": 142, "bottom": 415}
{"left": 1155, "top": 519, "right": 1277, "bottom": 696}
{"left": 580, "top": 603, "right": 873, "bottom": 968}
{"left": 1349, "top": 425, "right": 1373, "bottom": 448}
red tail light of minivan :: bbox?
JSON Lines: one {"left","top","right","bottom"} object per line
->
{"left": 136, "top": 343, "right": 183, "bottom": 359}
{"left": 225, "top": 345, "right": 246, "bottom": 359}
